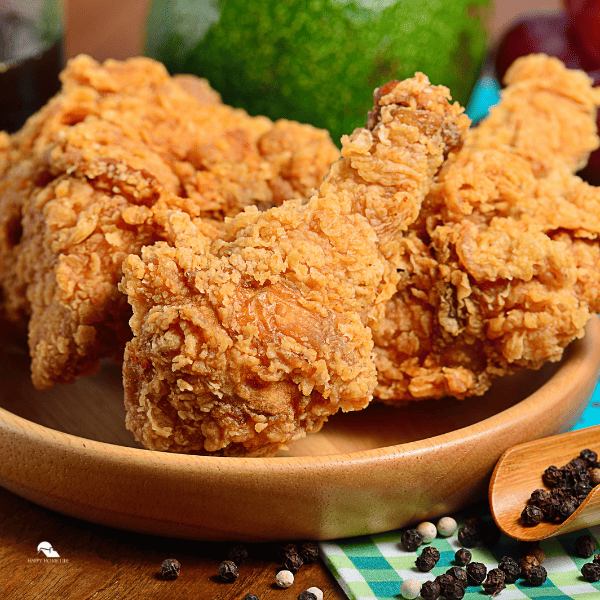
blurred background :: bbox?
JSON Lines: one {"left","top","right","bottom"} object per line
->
{"left": 64, "top": 0, "right": 560, "bottom": 61}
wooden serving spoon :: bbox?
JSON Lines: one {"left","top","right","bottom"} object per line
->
{"left": 489, "top": 425, "right": 600, "bottom": 541}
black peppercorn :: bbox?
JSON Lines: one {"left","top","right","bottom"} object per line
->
{"left": 526, "top": 564, "right": 547, "bottom": 586}
{"left": 299, "top": 541, "right": 319, "bottom": 564}
{"left": 582, "top": 561, "right": 600, "bottom": 582}
{"left": 444, "top": 580, "right": 465, "bottom": 600}
{"left": 457, "top": 524, "right": 479, "bottom": 548}
{"left": 539, "top": 497, "right": 560, "bottom": 521}
{"left": 557, "top": 499, "right": 577, "bottom": 521}
{"left": 298, "top": 592, "right": 317, "bottom": 600}
{"left": 455, "top": 548, "right": 472, "bottom": 566}
{"left": 497, "top": 556, "right": 520, "bottom": 584}
{"left": 278, "top": 543, "right": 298, "bottom": 562}
{"left": 421, "top": 546, "right": 441, "bottom": 563}
{"left": 218, "top": 560, "right": 239, "bottom": 582}
{"left": 420, "top": 580, "right": 441, "bottom": 600}
{"left": 482, "top": 568, "right": 505, "bottom": 596}
{"left": 242, "top": 595, "right": 260, "bottom": 600}
{"left": 465, "top": 561, "right": 487, "bottom": 585}
{"left": 574, "top": 481, "right": 593, "bottom": 499}
{"left": 593, "top": 553, "right": 600, "bottom": 564}
{"left": 581, "top": 448, "right": 598, "bottom": 466}
{"left": 528, "top": 489, "right": 551, "bottom": 505}
{"left": 576, "top": 535, "right": 597, "bottom": 558}
{"left": 446, "top": 566, "right": 468, "bottom": 586}
{"left": 521, "top": 505, "right": 543, "bottom": 526}
{"left": 228, "top": 543, "right": 248, "bottom": 564}
{"left": 435, "top": 573, "right": 456, "bottom": 597}
{"left": 543, "top": 465, "right": 563, "bottom": 486}
{"left": 518, "top": 555, "right": 539, "bottom": 579}
{"left": 160, "top": 558, "right": 181, "bottom": 581}
{"left": 569, "top": 457, "right": 587, "bottom": 471}
{"left": 283, "top": 552, "right": 304, "bottom": 574}
{"left": 416, "top": 554, "right": 437, "bottom": 572}
{"left": 417, "top": 546, "right": 440, "bottom": 571}
{"left": 401, "top": 528, "right": 423, "bottom": 552}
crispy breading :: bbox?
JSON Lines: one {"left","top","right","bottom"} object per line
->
{"left": 0, "top": 55, "right": 340, "bottom": 389}
{"left": 120, "top": 74, "right": 469, "bottom": 456}
{"left": 373, "top": 55, "right": 600, "bottom": 402}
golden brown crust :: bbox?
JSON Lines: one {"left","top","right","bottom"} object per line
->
{"left": 374, "top": 55, "right": 600, "bottom": 402}
{"left": 0, "top": 55, "right": 340, "bottom": 389}
{"left": 121, "top": 73, "right": 469, "bottom": 456}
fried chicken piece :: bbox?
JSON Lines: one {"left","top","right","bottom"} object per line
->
{"left": 0, "top": 55, "right": 340, "bottom": 389}
{"left": 373, "top": 55, "right": 600, "bottom": 402}
{"left": 120, "top": 74, "right": 469, "bottom": 456}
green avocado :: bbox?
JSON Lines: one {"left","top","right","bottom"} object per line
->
{"left": 146, "top": 0, "right": 490, "bottom": 144}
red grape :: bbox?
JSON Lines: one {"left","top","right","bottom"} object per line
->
{"left": 565, "top": 0, "right": 600, "bottom": 68}
{"left": 495, "top": 13, "right": 591, "bottom": 81}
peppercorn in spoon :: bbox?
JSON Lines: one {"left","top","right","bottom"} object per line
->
{"left": 489, "top": 425, "right": 600, "bottom": 541}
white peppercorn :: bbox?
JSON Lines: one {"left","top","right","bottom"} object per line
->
{"left": 400, "top": 579, "right": 421, "bottom": 600}
{"left": 437, "top": 516, "right": 457, "bottom": 537}
{"left": 417, "top": 521, "right": 438, "bottom": 543}
{"left": 275, "top": 569, "right": 294, "bottom": 588}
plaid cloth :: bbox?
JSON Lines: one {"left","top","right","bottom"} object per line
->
{"left": 318, "top": 366, "right": 600, "bottom": 600}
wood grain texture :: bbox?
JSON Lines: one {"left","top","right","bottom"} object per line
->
{"left": 1, "top": 317, "right": 599, "bottom": 542}
{"left": 0, "top": 486, "right": 344, "bottom": 600}
{"left": 490, "top": 425, "right": 600, "bottom": 541}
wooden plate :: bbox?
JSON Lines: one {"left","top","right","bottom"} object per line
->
{"left": 1, "top": 316, "right": 599, "bottom": 542}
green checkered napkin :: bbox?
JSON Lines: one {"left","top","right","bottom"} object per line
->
{"left": 318, "top": 386, "right": 600, "bottom": 600}
{"left": 320, "top": 524, "right": 600, "bottom": 600}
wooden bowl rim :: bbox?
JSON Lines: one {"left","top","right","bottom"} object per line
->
{"left": 2, "top": 315, "right": 599, "bottom": 471}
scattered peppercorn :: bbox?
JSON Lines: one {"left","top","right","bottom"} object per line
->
{"left": 420, "top": 580, "right": 441, "bottom": 600}
{"left": 401, "top": 529, "right": 424, "bottom": 552}
{"left": 455, "top": 548, "right": 472, "bottom": 566}
{"left": 218, "top": 560, "right": 239, "bottom": 583}
{"left": 228, "top": 543, "right": 248, "bottom": 564}
{"left": 521, "top": 505, "right": 543, "bottom": 526}
{"left": 160, "top": 558, "right": 181, "bottom": 581}
{"left": 444, "top": 580, "right": 466, "bottom": 600}
{"left": 482, "top": 568, "right": 505, "bottom": 596}
{"left": 421, "top": 546, "right": 441, "bottom": 563}
{"left": 275, "top": 570, "right": 294, "bottom": 588}
{"left": 278, "top": 543, "right": 298, "bottom": 562}
{"left": 242, "top": 595, "right": 259, "bottom": 600}
{"left": 283, "top": 552, "right": 304, "bottom": 574}
{"left": 416, "top": 553, "right": 437, "bottom": 572}
{"left": 526, "top": 564, "right": 547, "bottom": 586}
{"left": 575, "top": 535, "right": 597, "bottom": 558}
{"left": 417, "top": 521, "right": 438, "bottom": 543}
{"left": 400, "top": 579, "right": 421, "bottom": 600}
{"left": 307, "top": 587, "right": 323, "bottom": 600}
{"left": 529, "top": 489, "right": 551, "bottom": 505}
{"left": 518, "top": 555, "right": 540, "bottom": 579}
{"left": 530, "top": 546, "right": 546, "bottom": 564}
{"left": 466, "top": 561, "right": 487, "bottom": 585}
{"left": 581, "top": 561, "right": 600, "bottom": 582}
{"left": 437, "top": 516, "right": 458, "bottom": 537}
{"left": 299, "top": 542, "right": 320, "bottom": 564}
{"left": 435, "top": 573, "right": 456, "bottom": 597}
{"left": 298, "top": 592, "right": 317, "bottom": 600}
{"left": 457, "top": 523, "right": 479, "bottom": 547}
{"left": 497, "top": 556, "right": 520, "bottom": 584}
{"left": 446, "top": 566, "right": 468, "bottom": 586}
{"left": 594, "top": 553, "right": 600, "bottom": 564}
{"left": 416, "top": 546, "right": 440, "bottom": 571}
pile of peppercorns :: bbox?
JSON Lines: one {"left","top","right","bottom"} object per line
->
{"left": 398, "top": 516, "right": 555, "bottom": 599}
{"left": 217, "top": 541, "right": 322, "bottom": 599}
{"left": 521, "top": 448, "right": 600, "bottom": 526}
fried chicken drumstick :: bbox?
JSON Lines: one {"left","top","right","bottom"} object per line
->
{"left": 0, "top": 55, "right": 339, "bottom": 390}
{"left": 120, "top": 75, "right": 469, "bottom": 456}
{"left": 373, "top": 55, "right": 600, "bottom": 402}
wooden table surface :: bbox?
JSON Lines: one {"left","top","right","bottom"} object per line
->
{"left": 3, "top": 0, "right": 560, "bottom": 598}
